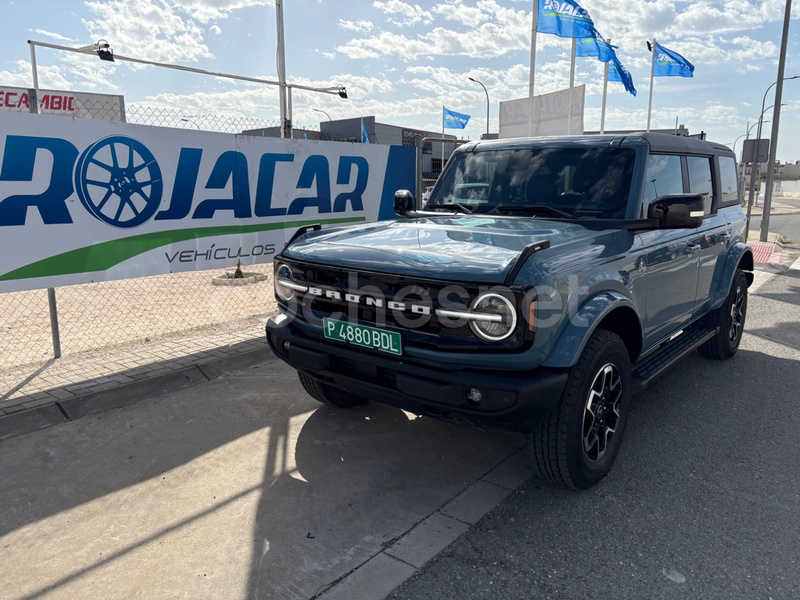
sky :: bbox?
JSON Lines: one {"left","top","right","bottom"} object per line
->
{"left": 1, "top": 0, "right": 799, "bottom": 162}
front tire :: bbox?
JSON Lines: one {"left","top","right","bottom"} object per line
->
{"left": 298, "top": 371, "right": 368, "bottom": 408}
{"left": 530, "top": 330, "right": 631, "bottom": 490}
{"left": 699, "top": 268, "right": 748, "bottom": 360}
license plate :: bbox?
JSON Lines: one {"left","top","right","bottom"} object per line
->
{"left": 323, "top": 318, "right": 402, "bottom": 356}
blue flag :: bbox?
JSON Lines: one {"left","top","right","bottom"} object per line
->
{"left": 537, "top": 0, "right": 595, "bottom": 39}
{"left": 361, "top": 118, "right": 369, "bottom": 143}
{"left": 576, "top": 27, "right": 617, "bottom": 62}
{"left": 609, "top": 54, "right": 637, "bottom": 96}
{"left": 653, "top": 42, "right": 694, "bottom": 78}
{"left": 443, "top": 107, "right": 470, "bottom": 129}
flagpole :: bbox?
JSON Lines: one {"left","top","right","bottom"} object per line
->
{"left": 569, "top": 38, "right": 576, "bottom": 135}
{"left": 529, "top": 1, "right": 540, "bottom": 136}
{"left": 441, "top": 106, "right": 445, "bottom": 177}
{"left": 646, "top": 38, "right": 656, "bottom": 131}
{"left": 529, "top": 0, "right": 538, "bottom": 98}
{"left": 600, "top": 39, "right": 610, "bottom": 134}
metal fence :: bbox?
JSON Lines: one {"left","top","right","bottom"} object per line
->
{"left": 0, "top": 268, "right": 277, "bottom": 371}
{"left": 127, "top": 104, "right": 280, "bottom": 134}
{"left": 417, "top": 137, "right": 470, "bottom": 203}
{"left": 0, "top": 102, "right": 467, "bottom": 379}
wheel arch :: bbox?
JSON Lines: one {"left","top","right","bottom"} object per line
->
{"left": 709, "top": 243, "right": 754, "bottom": 310}
{"left": 542, "top": 292, "right": 643, "bottom": 368}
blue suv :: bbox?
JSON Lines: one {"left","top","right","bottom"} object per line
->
{"left": 267, "top": 133, "right": 753, "bottom": 490}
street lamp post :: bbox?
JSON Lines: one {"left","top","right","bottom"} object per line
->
{"left": 468, "top": 77, "right": 490, "bottom": 137}
{"left": 745, "top": 75, "right": 799, "bottom": 240}
{"left": 313, "top": 108, "right": 332, "bottom": 121}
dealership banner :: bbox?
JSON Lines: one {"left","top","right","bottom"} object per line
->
{"left": 0, "top": 111, "right": 415, "bottom": 293}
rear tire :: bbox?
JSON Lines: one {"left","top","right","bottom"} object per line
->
{"left": 298, "top": 371, "right": 368, "bottom": 408}
{"left": 529, "top": 330, "right": 631, "bottom": 490}
{"left": 699, "top": 268, "right": 748, "bottom": 360}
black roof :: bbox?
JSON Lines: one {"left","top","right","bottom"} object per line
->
{"left": 465, "top": 132, "right": 734, "bottom": 158}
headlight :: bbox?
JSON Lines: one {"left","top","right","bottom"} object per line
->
{"left": 468, "top": 293, "right": 517, "bottom": 341}
{"left": 275, "top": 263, "right": 304, "bottom": 301}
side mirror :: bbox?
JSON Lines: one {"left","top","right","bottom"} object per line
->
{"left": 393, "top": 189, "right": 415, "bottom": 217}
{"left": 647, "top": 194, "right": 705, "bottom": 229}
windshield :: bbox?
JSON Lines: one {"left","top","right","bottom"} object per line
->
{"left": 431, "top": 147, "right": 635, "bottom": 219}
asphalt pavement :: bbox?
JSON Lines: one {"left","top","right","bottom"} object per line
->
{"left": 749, "top": 197, "right": 800, "bottom": 244}
{"left": 1, "top": 232, "right": 799, "bottom": 600}
{"left": 388, "top": 257, "right": 800, "bottom": 600}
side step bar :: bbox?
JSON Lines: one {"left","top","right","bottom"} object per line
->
{"left": 631, "top": 327, "right": 718, "bottom": 394}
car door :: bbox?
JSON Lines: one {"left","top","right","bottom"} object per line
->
{"left": 638, "top": 154, "right": 699, "bottom": 348}
{"left": 687, "top": 155, "right": 731, "bottom": 316}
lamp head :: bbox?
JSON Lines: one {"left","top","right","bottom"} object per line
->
{"left": 337, "top": 87, "right": 348, "bottom": 99}
{"left": 96, "top": 40, "right": 114, "bottom": 62}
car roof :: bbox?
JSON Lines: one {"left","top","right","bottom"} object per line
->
{"left": 462, "top": 132, "right": 734, "bottom": 158}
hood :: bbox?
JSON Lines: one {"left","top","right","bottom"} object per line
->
{"left": 282, "top": 216, "right": 601, "bottom": 284}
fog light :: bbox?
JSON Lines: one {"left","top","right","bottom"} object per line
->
{"left": 282, "top": 341, "right": 291, "bottom": 353}
{"left": 466, "top": 388, "right": 483, "bottom": 405}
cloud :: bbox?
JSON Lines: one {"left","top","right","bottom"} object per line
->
{"left": 82, "top": 0, "right": 214, "bottom": 64}
{"left": 701, "top": 103, "right": 742, "bottom": 124}
{"left": 0, "top": 60, "right": 73, "bottom": 89}
{"left": 431, "top": 0, "right": 493, "bottom": 26}
{"left": 338, "top": 1, "right": 588, "bottom": 61}
{"left": 167, "top": 0, "right": 274, "bottom": 24}
{"left": 372, "top": 1, "right": 434, "bottom": 27}
{"left": 339, "top": 19, "right": 374, "bottom": 33}
{"left": 30, "top": 29, "right": 77, "bottom": 43}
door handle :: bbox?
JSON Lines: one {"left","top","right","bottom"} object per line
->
{"left": 684, "top": 244, "right": 701, "bottom": 255}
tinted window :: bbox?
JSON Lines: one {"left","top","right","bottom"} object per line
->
{"left": 687, "top": 156, "right": 714, "bottom": 214}
{"left": 719, "top": 156, "right": 740, "bottom": 207}
{"left": 644, "top": 154, "right": 683, "bottom": 204}
{"left": 433, "top": 147, "right": 635, "bottom": 219}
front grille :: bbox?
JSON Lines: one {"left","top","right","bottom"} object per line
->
{"left": 276, "top": 258, "right": 532, "bottom": 352}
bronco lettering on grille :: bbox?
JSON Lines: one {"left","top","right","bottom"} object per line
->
{"left": 304, "top": 285, "right": 431, "bottom": 316}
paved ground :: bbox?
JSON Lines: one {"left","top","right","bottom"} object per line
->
{"left": 0, "top": 356, "right": 532, "bottom": 600}
{"left": 0, "top": 207, "right": 799, "bottom": 599}
{"left": 389, "top": 251, "right": 800, "bottom": 600}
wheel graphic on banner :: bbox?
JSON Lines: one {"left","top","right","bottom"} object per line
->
{"left": 75, "top": 136, "right": 163, "bottom": 228}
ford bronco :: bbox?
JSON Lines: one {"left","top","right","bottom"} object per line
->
{"left": 266, "top": 132, "right": 753, "bottom": 489}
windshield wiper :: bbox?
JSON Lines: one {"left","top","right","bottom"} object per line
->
{"left": 495, "top": 205, "right": 574, "bottom": 219}
{"left": 426, "top": 202, "right": 473, "bottom": 214}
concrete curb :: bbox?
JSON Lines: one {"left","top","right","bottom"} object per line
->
{"left": 316, "top": 450, "right": 533, "bottom": 600}
{"left": 0, "top": 347, "right": 275, "bottom": 442}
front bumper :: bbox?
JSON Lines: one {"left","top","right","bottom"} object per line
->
{"left": 267, "top": 314, "right": 568, "bottom": 432}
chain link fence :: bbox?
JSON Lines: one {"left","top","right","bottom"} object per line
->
{"left": 0, "top": 268, "right": 277, "bottom": 371}
{"left": 0, "top": 101, "right": 466, "bottom": 380}
{"left": 126, "top": 104, "right": 281, "bottom": 134}
{"left": 417, "top": 137, "right": 470, "bottom": 204}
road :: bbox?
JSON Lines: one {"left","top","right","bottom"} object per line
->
{"left": 1, "top": 253, "right": 799, "bottom": 600}
{"left": 389, "top": 260, "right": 800, "bottom": 599}
{"left": 749, "top": 197, "right": 800, "bottom": 244}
